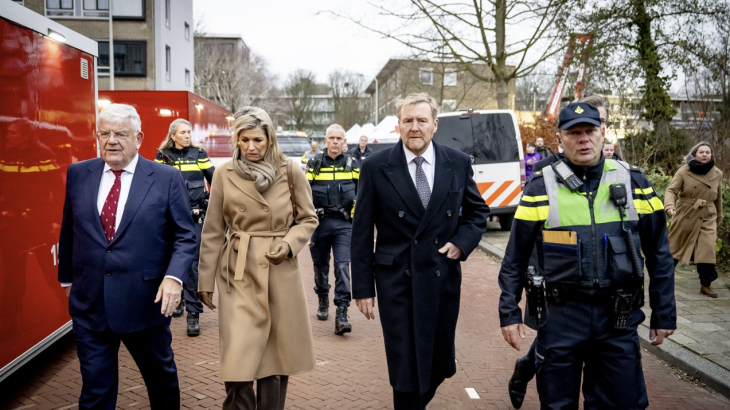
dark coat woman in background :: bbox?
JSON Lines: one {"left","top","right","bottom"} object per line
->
{"left": 665, "top": 142, "right": 724, "bottom": 297}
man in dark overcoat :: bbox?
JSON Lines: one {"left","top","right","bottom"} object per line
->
{"left": 351, "top": 92, "right": 489, "bottom": 409}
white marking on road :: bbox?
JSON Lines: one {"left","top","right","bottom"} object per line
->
{"left": 465, "top": 387, "right": 480, "bottom": 399}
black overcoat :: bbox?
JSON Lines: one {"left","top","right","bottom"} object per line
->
{"left": 351, "top": 140, "right": 489, "bottom": 394}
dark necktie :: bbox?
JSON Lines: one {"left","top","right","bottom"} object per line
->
{"left": 100, "top": 170, "right": 124, "bottom": 242}
{"left": 413, "top": 156, "right": 430, "bottom": 209}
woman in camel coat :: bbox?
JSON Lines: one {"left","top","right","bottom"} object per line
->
{"left": 198, "top": 107, "right": 318, "bottom": 409}
{"left": 665, "top": 142, "right": 724, "bottom": 298}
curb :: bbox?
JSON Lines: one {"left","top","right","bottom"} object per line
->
{"left": 477, "top": 239, "right": 730, "bottom": 400}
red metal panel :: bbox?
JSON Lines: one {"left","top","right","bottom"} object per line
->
{"left": 0, "top": 17, "right": 97, "bottom": 371}
{"left": 97, "top": 91, "right": 232, "bottom": 160}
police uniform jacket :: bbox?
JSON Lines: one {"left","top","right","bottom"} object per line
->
{"left": 351, "top": 140, "right": 489, "bottom": 394}
{"left": 155, "top": 146, "right": 215, "bottom": 208}
{"left": 497, "top": 157, "right": 677, "bottom": 331}
{"left": 306, "top": 150, "right": 359, "bottom": 215}
{"left": 664, "top": 164, "right": 723, "bottom": 264}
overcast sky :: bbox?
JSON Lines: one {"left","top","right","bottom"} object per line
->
{"left": 193, "top": 0, "right": 412, "bottom": 85}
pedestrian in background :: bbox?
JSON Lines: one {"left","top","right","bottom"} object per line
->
{"left": 155, "top": 118, "right": 215, "bottom": 336}
{"left": 665, "top": 142, "right": 723, "bottom": 298}
{"left": 534, "top": 137, "right": 548, "bottom": 159}
{"left": 524, "top": 141, "right": 541, "bottom": 180}
{"left": 307, "top": 124, "right": 358, "bottom": 335}
{"left": 351, "top": 93, "right": 489, "bottom": 409}
{"left": 198, "top": 107, "right": 319, "bottom": 410}
{"left": 301, "top": 140, "right": 320, "bottom": 165}
{"left": 349, "top": 134, "right": 373, "bottom": 163}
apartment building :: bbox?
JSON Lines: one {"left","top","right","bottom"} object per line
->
{"left": 365, "top": 59, "right": 516, "bottom": 118}
{"left": 17, "top": 0, "right": 193, "bottom": 91}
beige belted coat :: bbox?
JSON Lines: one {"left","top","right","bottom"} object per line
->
{"left": 664, "top": 164, "right": 723, "bottom": 264}
{"left": 198, "top": 159, "right": 319, "bottom": 382}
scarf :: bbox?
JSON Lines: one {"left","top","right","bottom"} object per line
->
{"left": 687, "top": 156, "right": 714, "bottom": 176}
{"left": 232, "top": 154, "right": 276, "bottom": 192}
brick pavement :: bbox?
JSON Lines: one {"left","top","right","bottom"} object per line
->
{"left": 3, "top": 244, "right": 730, "bottom": 409}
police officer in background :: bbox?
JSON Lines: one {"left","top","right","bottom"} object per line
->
{"left": 307, "top": 124, "right": 358, "bottom": 335}
{"left": 155, "top": 119, "right": 215, "bottom": 337}
{"left": 498, "top": 102, "right": 676, "bottom": 409}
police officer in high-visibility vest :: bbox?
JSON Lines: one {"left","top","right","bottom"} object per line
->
{"left": 307, "top": 124, "right": 359, "bottom": 335}
{"left": 497, "top": 102, "right": 676, "bottom": 409}
{"left": 155, "top": 119, "right": 215, "bottom": 337}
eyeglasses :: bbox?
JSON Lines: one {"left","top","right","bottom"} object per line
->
{"left": 97, "top": 131, "right": 133, "bottom": 140}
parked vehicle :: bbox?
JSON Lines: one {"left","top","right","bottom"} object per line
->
{"left": 433, "top": 109, "right": 524, "bottom": 231}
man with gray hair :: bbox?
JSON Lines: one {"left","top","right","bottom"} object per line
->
{"left": 58, "top": 103, "right": 197, "bottom": 409}
{"left": 306, "top": 123, "right": 359, "bottom": 335}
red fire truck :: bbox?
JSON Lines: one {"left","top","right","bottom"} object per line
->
{"left": 0, "top": 3, "right": 98, "bottom": 381}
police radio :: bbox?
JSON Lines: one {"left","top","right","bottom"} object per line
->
{"left": 550, "top": 161, "right": 583, "bottom": 192}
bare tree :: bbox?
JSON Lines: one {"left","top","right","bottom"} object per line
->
{"left": 194, "top": 24, "right": 277, "bottom": 113}
{"left": 283, "top": 69, "right": 318, "bottom": 131}
{"left": 328, "top": 70, "right": 369, "bottom": 129}
{"left": 330, "top": 0, "right": 571, "bottom": 109}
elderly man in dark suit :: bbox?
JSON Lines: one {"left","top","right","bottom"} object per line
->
{"left": 351, "top": 93, "right": 489, "bottom": 409}
{"left": 58, "top": 103, "right": 197, "bottom": 410}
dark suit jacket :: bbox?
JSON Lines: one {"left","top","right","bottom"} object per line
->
{"left": 351, "top": 140, "right": 489, "bottom": 393}
{"left": 58, "top": 156, "right": 197, "bottom": 333}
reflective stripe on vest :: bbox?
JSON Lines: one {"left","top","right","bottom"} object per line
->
{"left": 542, "top": 159, "right": 638, "bottom": 229}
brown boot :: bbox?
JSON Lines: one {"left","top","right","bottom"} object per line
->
{"left": 700, "top": 285, "right": 718, "bottom": 298}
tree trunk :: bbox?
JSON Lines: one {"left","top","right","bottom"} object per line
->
{"left": 633, "top": 0, "right": 675, "bottom": 138}
{"left": 493, "top": 0, "right": 509, "bottom": 109}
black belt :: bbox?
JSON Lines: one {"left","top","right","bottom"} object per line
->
{"left": 547, "top": 284, "right": 643, "bottom": 308}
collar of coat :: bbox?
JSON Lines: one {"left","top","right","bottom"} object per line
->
{"left": 225, "top": 159, "right": 288, "bottom": 206}
{"left": 684, "top": 164, "right": 722, "bottom": 187}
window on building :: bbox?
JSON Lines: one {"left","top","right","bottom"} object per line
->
{"left": 46, "top": 0, "right": 74, "bottom": 16}
{"left": 185, "top": 69, "right": 190, "bottom": 86}
{"left": 114, "top": 0, "right": 144, "bottom": 19}
{"left": 166, "top": 45, "right": 171, "bottom": 81}
{"left": 387, "top": 78, "right": 396, "bottom": 92}
{"left": 83, "top": 0, "right": 109, "bottom": 17}
{"left": 165, "top": 0, "right": 171, "bottom": 27}
{"left": 443, "top": 68, "right": 457, "bottom": 87}
{"left": 12, "top": 0, "right": 24, "bottom": 5}
{"left": 442, "top": 99, "right": 457, "bottom": 112}
{"left": 98, "top": 41, "right": 147, "bottom": 76}
{"left": 184, "top": 22, "right": 190, "bottom": 40}
{"left": 419, "top": 68, "right": 433, "bottom": 86}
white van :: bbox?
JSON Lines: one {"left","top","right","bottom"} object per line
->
{"left": 433, "top": 109, "right": 525, "bottom": 230}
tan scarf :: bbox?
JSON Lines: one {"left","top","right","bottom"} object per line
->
{"left": 232, "top": 155, "right": 276, "bottom": 192}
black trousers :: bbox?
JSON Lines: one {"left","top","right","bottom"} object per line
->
{"left": 73, "top": 321, "right": 179, "bottom": 410}
{"left": 182, "top": 222, "right": 204, "bottom": 313}
{"left": 535, "top": 299, "right": 647, "bottom": 410}
{"left": 392, "top": 377, "right": 444, "bottom": 410}
{"left": 674, "top": 259, "right": 718, "bottom": 286}
{"left": 222, "top": 375, "right": 289, "bottom": 410}
{"left": 309, "top": 216, "right": 352, "bottom": 306}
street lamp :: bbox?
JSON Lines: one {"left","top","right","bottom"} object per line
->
{"left": 531, "top": 87, "right": 538, "bottom": 112}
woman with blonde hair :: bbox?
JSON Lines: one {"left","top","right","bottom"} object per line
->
{"left": 665, "top": 141, "right": 724, "bottom": 297}
{"left": 198, "top": 107, "right": 318, "bottom": 409}
{"left": 155, "top": 118, "right": 215, "bottom": 336}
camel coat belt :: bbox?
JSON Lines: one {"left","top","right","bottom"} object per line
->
{"left": 223, "top": 229, "right": 288, "bottom": 292}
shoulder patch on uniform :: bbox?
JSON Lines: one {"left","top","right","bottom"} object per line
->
{"left": 630, "top": 165, "right": 643, "bottom": 172}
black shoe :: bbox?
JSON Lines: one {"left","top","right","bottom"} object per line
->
{"left": 172, "top": 300, "right": 185, "bottom": 318}
{"left": 508, "top": 355, "right": 535, "bottom": 409}
{"left": 317, "top": 295, "right": 329, "bottom": 321}
{"left": 187, "top": 312, "right": 200, "bottom": 337}
{"left": 334, "top": 306, "right": 352, "bottom": 335}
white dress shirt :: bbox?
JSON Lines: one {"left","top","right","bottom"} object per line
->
{"left": 97, "top": 154, "right": 139, "bottom": 230}
{"left": 403, "top": 141, "right": 435, "bottom": 191}
{"left": 62, "top": 154, "right": 181, "bottom": 287}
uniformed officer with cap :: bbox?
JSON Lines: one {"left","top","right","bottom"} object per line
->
{"left": 498, "top": 101, "right": 676, "bottom": 409}
{"left": 307, "top": 123, "right": 359, "bottom": 335}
